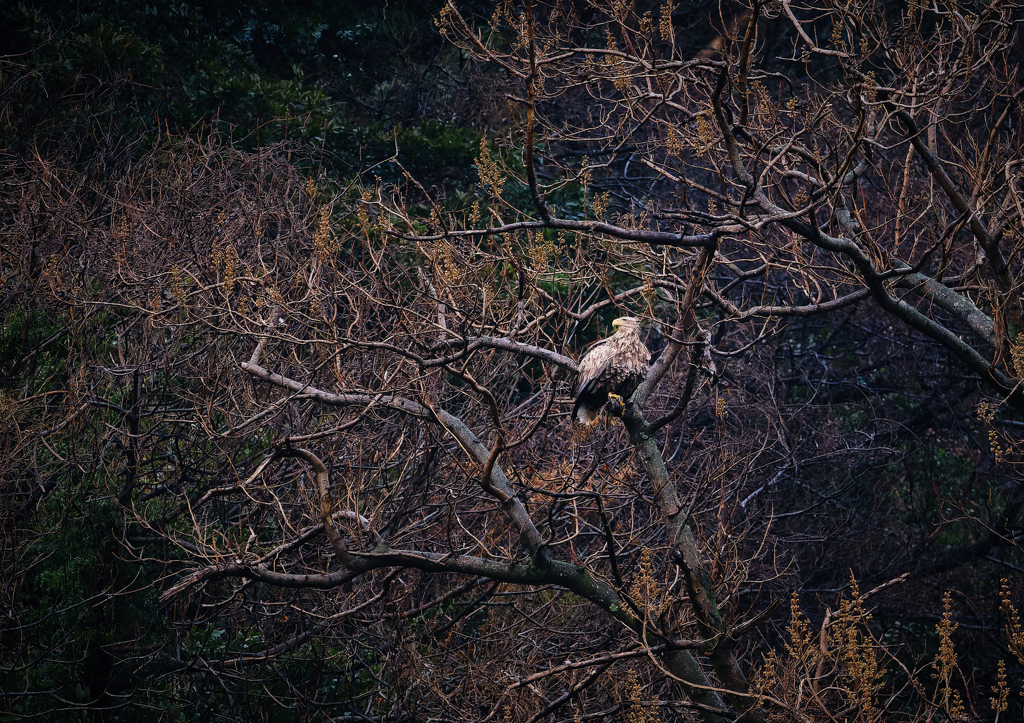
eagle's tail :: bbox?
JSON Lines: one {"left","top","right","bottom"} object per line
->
{"left": 573, "top": 402, "right": 600, "bottom": 425}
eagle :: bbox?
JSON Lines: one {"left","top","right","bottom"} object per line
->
{"left": 573, "top": 316, "right": 651, "bottom": 424}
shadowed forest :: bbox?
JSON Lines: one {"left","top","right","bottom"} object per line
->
{"left": 2, "top": 0, "right": 1024, "bottom": 721}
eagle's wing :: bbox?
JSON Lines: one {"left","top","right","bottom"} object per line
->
{"left": 573, "top": 341, "right": 614, "bottom": 398}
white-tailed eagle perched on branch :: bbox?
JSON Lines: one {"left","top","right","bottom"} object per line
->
{"left": 573, "top": 317, "right": 651, "bottom": 425}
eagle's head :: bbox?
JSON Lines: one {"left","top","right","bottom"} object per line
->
{"left": 611, "top": 316, "right": 641, "bottom": 331}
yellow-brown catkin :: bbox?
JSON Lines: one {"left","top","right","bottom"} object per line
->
{"left": 313, "top": 205, "right": 336, "bottom": 260}
{"left": 660, "top": 2, "right": 675, "bottom": 43}
{"left": 990, "top": 659, "right": 1008, "bottom": 714}
{"left": 624, "top": 668, "right": 660, "bottom": 723}
{"left": 934, "top": 592, "right": 959, "bottom": 709}
{"left": 628, "top": 547, "right": 665, "bottom": 619}
{"left": 477, "top": 139, "right": 505, "bottom": 198}
{"left": 691, "top": 115, "right": 715, "bottom": 157}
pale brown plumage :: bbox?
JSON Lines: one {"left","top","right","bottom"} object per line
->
{"left": 573, "top": 317, "right": 651, "bottom": 424}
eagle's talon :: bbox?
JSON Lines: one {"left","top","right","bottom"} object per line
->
{"left": 606, "top": 393, "right": 626, "bottom": 417}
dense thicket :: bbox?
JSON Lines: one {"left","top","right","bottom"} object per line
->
{"left": 3, "top": 1, "right": 1024, "bottom": 722}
